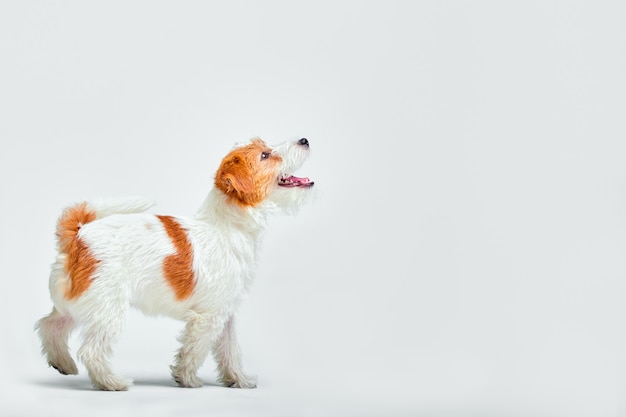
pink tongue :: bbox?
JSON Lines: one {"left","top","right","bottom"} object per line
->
{"left": 286, "top": 175, "right": 310, "bottom": 185}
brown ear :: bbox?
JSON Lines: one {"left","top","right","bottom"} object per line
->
{"left": 215, "top": 154, "right": 254, "bottom": 199}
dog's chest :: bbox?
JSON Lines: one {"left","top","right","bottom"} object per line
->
{"left": 188, "top": 225, "right": 262, "bottom": 288}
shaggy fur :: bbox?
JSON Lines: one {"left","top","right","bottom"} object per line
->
{"left": 35, "top": 137, "right": 314, "bottom": 391}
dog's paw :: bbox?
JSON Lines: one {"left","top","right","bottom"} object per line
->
{"left": 49, "top": 360, "right": 78, "bottom": 376}
{"left": 171, "top": 367, "right": 204, "bottom": 388}
{"left": 174, "top": 374, "right": 204, "bottom": 388}
{"left": 92, "top": 375, "right": 133, "bottom": 391}
{"left": 223, "top": 375, "right": 257, "bottom": 389}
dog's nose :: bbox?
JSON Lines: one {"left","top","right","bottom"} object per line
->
{"left": 299, "top": 138, "right": 309, "bottom": 147}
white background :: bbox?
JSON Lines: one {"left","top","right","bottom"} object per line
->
{"left": 1, "top": 1, "right": 625, "bottom": 416}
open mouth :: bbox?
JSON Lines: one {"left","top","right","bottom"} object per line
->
{"left": 278, "top": 175, "right": 314, "bottom": 188}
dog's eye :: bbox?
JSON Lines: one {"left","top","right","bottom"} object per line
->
{"left": 261, "top": 152, "right": 271, "bottom": 160}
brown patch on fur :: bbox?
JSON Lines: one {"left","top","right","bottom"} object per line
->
{"left": 57, "top": 202, "right": 99, "bottom": 299}
{"left": 214, "top": 138, "right": 282, "bottom": 207}
{"left": 157, "top": 215, "right": 195, "bottom": 300}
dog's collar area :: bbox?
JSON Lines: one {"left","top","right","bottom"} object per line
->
{"left": 278, "top": 175, "right": 314, "bottom": 188}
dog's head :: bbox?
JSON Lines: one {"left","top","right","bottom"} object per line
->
{"left": 215, "top": 138, "right": 314, "bottom": 210}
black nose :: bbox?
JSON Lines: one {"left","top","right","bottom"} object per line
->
{"left": 299, "top": 138, "right": 309, "bottom": 147}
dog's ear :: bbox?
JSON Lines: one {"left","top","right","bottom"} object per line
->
{"left": 215, "top": 154, "right": 254, "bottom": 200}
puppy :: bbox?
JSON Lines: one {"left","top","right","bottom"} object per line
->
{"left": 35, "top": 137, "right": 314, "bottom": 391}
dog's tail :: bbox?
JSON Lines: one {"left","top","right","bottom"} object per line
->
{"left": 56, "top": 197, "right": 154, "bottom": 252}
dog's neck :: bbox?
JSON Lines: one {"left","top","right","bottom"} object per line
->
{"left": 194, "top": 188, "right": 271, "bottom": 234}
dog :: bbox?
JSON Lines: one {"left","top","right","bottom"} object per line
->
{"left": 35, "top": 137, "right": 314, "bottom": 391}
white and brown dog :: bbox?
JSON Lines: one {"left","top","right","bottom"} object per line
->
{"left": 35, "top": 137, "right": 314, "bottom": 391}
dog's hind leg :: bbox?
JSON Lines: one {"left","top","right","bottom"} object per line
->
{"left": 212, "top": 316, "right": 257, "bottom": 388}
{"left": 78, "top": 306, "right": 132, "bottom": 391}
{"left": 171, "top": 311, "right": 227, "bottom": 388}
{"left": 35, "top": 308, "right": 79, "bottom": 376}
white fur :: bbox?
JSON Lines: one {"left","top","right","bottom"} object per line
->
{"left": 36, "top": 138, "right": 313, "bottom": 391}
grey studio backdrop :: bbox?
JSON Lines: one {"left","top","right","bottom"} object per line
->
{"left": 1, "top": 1, "right": 625, "bottom": 417}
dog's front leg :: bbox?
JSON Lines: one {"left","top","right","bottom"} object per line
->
{"left": 212, "top": 316, "right": 257, "bottom": 388}
{"left": 171, "top": 311, "right": 226, "bottom": 388}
